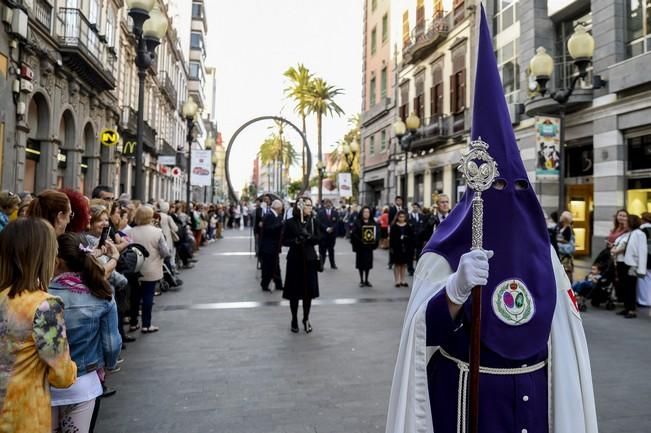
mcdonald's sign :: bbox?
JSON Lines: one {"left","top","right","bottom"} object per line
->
{"left": 122, "top": 140, "right": 137, "bottom": 156}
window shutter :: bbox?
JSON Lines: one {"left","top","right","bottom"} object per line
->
{"left": 430, "top": 87, "right": 435, "bottom": 119}
{"left": 458, "top": 69, "right": 466, "bottom": 112}
{"left": 436, "top": 83, "right": 443, "bottom": 116}
{"left": 449, "top": 74, "right": 456, "bottom": 113}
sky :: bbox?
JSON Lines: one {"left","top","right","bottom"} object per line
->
{"left": 204, "top": 0, "right": 363, "bottom": 193}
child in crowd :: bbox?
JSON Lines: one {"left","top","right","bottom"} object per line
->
{"left": 572, "top": 264, "right": 605, "bottom": 299}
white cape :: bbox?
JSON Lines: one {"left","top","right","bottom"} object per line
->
{"left": 385, "top": 246, "right": 598, "bottom": 433}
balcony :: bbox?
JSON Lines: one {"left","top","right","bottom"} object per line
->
{"left": 124, "top": 107, "right": 158, "bottom": 154}
{"left": 524, "top": 88, "right": 593, "bottom": 117}
{"left": 409, "top": 115, "right": 449, "bottom": 151}
{"left": 403, "top": 13, "right": 451, "bottom": 66}
{"left": 56, "top": 8, "right": 116, "bottom": 91}
{"left": 362, "top": 97, "right": 394, "bottom": 127}
{"left": 31, "top": 0, "right": 53, "bottom": 32}
{"left": 160, "top": 71, "right": 178, "bottom": 107}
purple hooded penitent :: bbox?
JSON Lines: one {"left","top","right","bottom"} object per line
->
{"left": 421, "top": 5, "right": 556, "bottom": 360}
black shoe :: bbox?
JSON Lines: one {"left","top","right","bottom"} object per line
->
{"left": 189, "top": 258, "right": 198, "bottom": 263}
{"left": 102, "top": 387, "right": 117, "bottom": 398}
{"left": 359, "top": 282, "right": 366, "bottom": 288}
{"left": 183, "top": 263, "right": 195, "bottom": 269}
{"left": 365, "top": 281, "right": 373, "bottom": 287}
{"left": 123, "top": 335, "right": 136, "bottom": 343}
{"left": 388, "top": 265, "right": 393, "bottom": 270}
{"left": 331, "top": 265, "right": 338, "bottom": 270}
{"left": 617, "top": 309, "right": 628, "bottom": 316}
{"left": 303, "top": 319, "right": 312, "bottom": 333}
{"left": 624, "top": 312, "right": 637, "bottom": 319}
{"left": 262, "top": 287, "right": 271, "bottom": 292}
{"left": 291, "top": 319, "right": 299, "bottom": 333}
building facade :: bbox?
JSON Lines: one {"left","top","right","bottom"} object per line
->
{"left": 388, "top": 0, "right": 477, "bottom": 209}
{"left": 360, "top": 0, "right": 395, "bottom": 207}
{"left": 0, "top": 0, "right": 217, "bottom": 202}
{"left": 490, "top": 0, "right": 651, "bottom": 258}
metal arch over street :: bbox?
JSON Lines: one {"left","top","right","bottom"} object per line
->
{"left": 225, "top": 116, "right": 312, "bottom": 202}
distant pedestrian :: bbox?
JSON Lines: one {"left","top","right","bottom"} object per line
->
{"left": 556, "top": 210, "right": 576, "bottom": 283}
{"left": 407, "top": 203, "right": 425, "bottom": 275}
{"left": 282, "top": 198, "right": 322, "bottom": 333}
{"left": 620, "top": 214, "right": 647, "bottom": 319}
{"left": 387, "top": 196, "right": 404, "bottom": 269}
{"left": 317, "top": 199, "right": 339, "bottom": 269}
{"left": 259, "top": 200, "right": 284, "bottom": 292}
{"left": 351, "top": 206, "right": 380, "bottom": 287}
{"left": 378, "top": 206, "right": 390, "bottom": 249}
{"left": 390, "top": 210, "right": 413, "bottom": 287}
{"left": 0, "top": 218, "right": 77, "bottom": 433}
{"left": 610, "top": 209, "right": 631, "bottom": 302}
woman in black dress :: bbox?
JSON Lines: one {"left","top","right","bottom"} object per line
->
{"left": 351, "top": 206, "right": 379, "bottom": 287}
{"left": 282, "top": 197, "right": 322, "bottom": 333}
{"left": 390, "top": 210, "right": 413, "bottom": 287}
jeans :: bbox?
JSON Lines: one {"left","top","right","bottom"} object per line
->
{"left": 140, "top": 281, "right": 156, "bottom": 328}
{"left": 572, "top": 280, "right": 594, "bottom": 295}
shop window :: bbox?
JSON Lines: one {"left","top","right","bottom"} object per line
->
{"left": 627, "top": 179, "right": 651, "bottom": 216}
{"left": 565, "top": 143, "right": 593, "bottom": 177}
{"left": 628, "top": 134, "right": 651, "bottom": 171}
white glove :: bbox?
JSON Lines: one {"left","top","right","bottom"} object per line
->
{"left": 445, "top": 249, "right": 494, "bottom": 305}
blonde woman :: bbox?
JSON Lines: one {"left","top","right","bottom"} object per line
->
{"left": 556, "top": 210, "right": 576, "bottom": 283}
{"left": 0, "top": 218, "right": 77, "bottom": 433}
{"left": 128, "top": 206, "right": 170, "bottom": 333}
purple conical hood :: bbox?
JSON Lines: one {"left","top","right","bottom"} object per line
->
{"left": 422, "top": 4, "right": 556, "bottom": 360}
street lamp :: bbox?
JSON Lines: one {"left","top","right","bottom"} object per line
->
{"left": 342, "top": 138, "right": 360, "bottom": 171}
{"left": 127, "top": 0, "right": 168, "bottom": 201}
{"left": 183, "top": 97, "right": 199, "bottom": 206}
{"left": 393, "top": 113, "right": 420, "bottom": 201}
{"left": 529, "top": 24, "right": 595, "bottom": 211}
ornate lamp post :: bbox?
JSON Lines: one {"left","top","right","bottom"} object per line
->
{"left": 393, "top": 113, "right": 420, "bottom": 201}
{"left": 126, "top": 0, "right": 168, "bottom": 201}
{"left": 341, "top": 138, "right": 360, "bottom": 171}
{"left": 182, "top": 97, "right": 199, "bottom": 206}
{"left": 529, "top": 24, "right": 595, "bottom": 211}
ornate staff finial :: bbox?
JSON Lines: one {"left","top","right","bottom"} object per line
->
{"left": 457, "top": 136, "right": 499, "bottom": 249}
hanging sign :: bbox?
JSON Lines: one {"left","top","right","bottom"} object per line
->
{"left": 100, "top": 129, "right": 120, "bottom": 147}
{"left": 535, "top": 116, "right": 560, "bottom": 178}
{"left": 338, "top": 172, "right": 352, "bottom": 198}
{"left": 190, "top": 150, "right": 212, "bottom": 186}
{"left": 171, "top": 167, "right": 181, "bottom": 177}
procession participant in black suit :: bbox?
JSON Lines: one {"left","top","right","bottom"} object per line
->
{"left": 408, "top": 203, "right": 425, "bottom": 275}
{"left": 282, "top": 197, "right": 322, "bottom": 333}
{"left": 351, "top": 206, "right": 380, "bottom": 287}
{"left": 317, "top": 199, "right": 339, "bottom": 269}
{"left": 390, "top": 210, "right": 414, "bottom": 287}
{"left": 387, "top": 196, "right": 404, "bottom": 269}
{"left": 259, "top": 199, "right": 284, "bottom": 292}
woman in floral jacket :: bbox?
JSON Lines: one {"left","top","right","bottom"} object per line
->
{"left": 0, "top": 218, "right": 77, "bottom": 433}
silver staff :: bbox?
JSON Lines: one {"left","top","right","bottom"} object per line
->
{"left": 457, "top": 136, "right": 498, "bottom": 433}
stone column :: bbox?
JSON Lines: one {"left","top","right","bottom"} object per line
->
{"left": 443, "top": 164, "right": 454, "bottom": 202}
{"left": 64, "top": 148, "right": 83, "bottom": 190}
{"left": 36, "top": 140, "right": 59, "bottom": 193}
{"left": 13, "top": 123, "right": 29, "bottom": 193}
{"left": 592, "top": 115, "right": 625, "bottom": 258}
{"left": 84, "top": 155, "right": 100, "bottom": 194}
{"left": 423, "top": 169, "right": 432, "bottom": 208}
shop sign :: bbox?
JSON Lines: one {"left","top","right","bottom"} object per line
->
{"left": 158, "top": 155, "right": 176, "bottom": 166}
{"left": 100, "top": 129, "right": 120, "bottom": 147}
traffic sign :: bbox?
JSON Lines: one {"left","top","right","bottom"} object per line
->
{"left": 100, "top": 129, "right": 120, "bottom": 147}
{"left": 171, "top": 167, "right": 181, "bottom": 177}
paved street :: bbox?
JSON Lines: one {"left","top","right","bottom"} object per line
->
{"left": 96, "top": 231, "right": 651, "bottom": 433}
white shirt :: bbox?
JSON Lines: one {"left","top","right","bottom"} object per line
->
{"left": 51, "top": 371, "right": 102, "bottom": 406}
{"left": 624, "top": 228, "right": 647, "bottom": 274}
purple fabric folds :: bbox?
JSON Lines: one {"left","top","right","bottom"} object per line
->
{"left": 422, "top": 5, "right": 556, "bottom": 360}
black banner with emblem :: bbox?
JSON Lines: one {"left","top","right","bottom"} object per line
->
{"left": 362, "top": 225, "right": 377, "bottom": 244}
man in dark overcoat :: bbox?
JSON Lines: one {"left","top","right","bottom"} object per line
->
{"left": 259, "top": 199, "right": 284, "bottom": 291}
{"left": 317, "top": 199, "right": 339, "bottom": 269}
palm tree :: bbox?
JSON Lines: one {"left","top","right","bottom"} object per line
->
{"left": 304, "top": 77, "right": 345, "bottom": 202}
{"left": 258, "top": 132, "right": 298, "bottom": 195}
{"left": 284, "top": 64, "right": 313, "bottom": 183}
